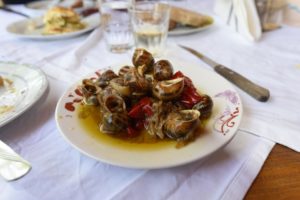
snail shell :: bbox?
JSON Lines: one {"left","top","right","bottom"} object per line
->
{"left": 110, "top": 78, "right": 130, "bottom": 97}
{"left": 118, "top": 66, "right": 132, "bottom": 77}
{"left": 97, "top": 87, "right": 126, "bottom": 113}
{"left": 163, "top": 110, "right": 200, "bottom": 140}
{"left": 95, "top": 70, "right": 118, "bottom": 88}
{"left": 81, "top": 79, "right": 101, "bottom": 105}
{"left": 132, "top": 48, "right": 154, "bottom": 75}
{"left": 100, "top": 113, "right": 129, "bottom": 134}
{"left": 123, "top": 68, "right": 151, "bottom": 95}
{"left": 153, "top": 60, "right": 173, "bottom": 81}
{"left": 193, "top": 94, "right": 213, "bottom": 119}
{"left": 152, "top": 78, "right": 184, "bottom": 100}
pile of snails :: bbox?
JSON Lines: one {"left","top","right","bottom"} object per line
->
{"left": 79, "top": 48, "right": 213, "bottom": 144}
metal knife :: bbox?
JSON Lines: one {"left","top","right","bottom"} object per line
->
{"left": 0, "top": 6, "right": 29, "bottom": 18}
{"left": 179, "top": 45, "right": 270, "bottom": 102}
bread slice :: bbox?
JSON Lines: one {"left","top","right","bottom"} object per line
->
{"left": 169, "top": 5, "right": 213, "bottom": 27}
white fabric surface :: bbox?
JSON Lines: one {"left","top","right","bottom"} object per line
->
{"left": 0, "top": 0, "right": 299, "bottom": 199}
{"left": 214, "top": 0, "right": 262, "bottom": 41}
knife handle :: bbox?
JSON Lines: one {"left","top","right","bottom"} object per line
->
{"left": 214, "top": 65, "right": 270, "bottom": 102}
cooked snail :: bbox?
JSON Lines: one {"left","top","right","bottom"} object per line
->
{"left": 118, "top": 66, "right": 132, "bottom": 77}
{"left": 152, "top": 78, "right": 184, "bottom": 100}
{"left": 78, "top": 48, "right": 213, "bottom": 148}
{"left": 100, "top": 113, "right": 129, "bottom": 134}
{"left": 132, "top": 48, "right": 154, "bottom": 74}
{"left": 110, "top": 78, "right": 130, "bottom": 97}
{"left": 193, "top": 94, "right": 213, "bottom": 119}
{"left": 95, "top": 70, "right": 118, "bottom": 88}
{"left": 153, "top": 60, "right": 173, "bottom": 81}
{"left": 123, "top": 68, "right": 151, "bottom": 94}
{"left": 163, "top": 110, "right": 200, "bottom": 140}
{"left": 97, "top": 87, "right": 126, "bottom": 113}
{"left": 81, "top": 79, "right": 101, "bottom": 105}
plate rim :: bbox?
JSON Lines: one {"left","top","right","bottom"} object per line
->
{"left": 6, "top": 14, "right": 100, "bottom": 40}
{"left": 55, "top": 62, "right": 243, "bottom": 169}
{"left": 0, "top": 61, "right": 48, "bottom": 128}
{"left": 169, "top": 22, "right": 214, "bottom": 36}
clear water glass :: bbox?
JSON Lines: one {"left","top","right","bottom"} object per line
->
{"left": 98, "top": 0, "right": 133, "bottom": 53}
{"left": 130, "top": 1, "right": 170, "bottom": 56}
{"left": 104, "top": 22, "right": 133, "bottom": 53}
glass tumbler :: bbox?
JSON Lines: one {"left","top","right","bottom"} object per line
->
{"left": 98, "top": 0, "right": 134, "bottom": 53}
{"left": 130, "top": 1, "right": 170, "bottom": 56}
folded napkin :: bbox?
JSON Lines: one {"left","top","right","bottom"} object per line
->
{"left": 214, "top": 0, "right": 262, "bottom": 41}
{"left": 214, "top": 0, "right": 288, "bottom": 40}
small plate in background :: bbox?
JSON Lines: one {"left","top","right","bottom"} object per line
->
{"left": 169, "top": 22, "right": 214, "bottom": 36}
{"left": 0, "top": 62, "right": 47, "bottom": 128}
{"left": 6, "top": 14, "right": 100, "bottom": 40}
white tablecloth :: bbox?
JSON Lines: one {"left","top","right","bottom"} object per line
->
{"left": 0, "top": 0, "right": 299, "bottom": 199}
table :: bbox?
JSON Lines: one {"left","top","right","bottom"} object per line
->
{"left": 246, "top": 144, "right": 300, "bottom": 199}
{"left": 0, "top": 1, "right": 299, "bottom": 199}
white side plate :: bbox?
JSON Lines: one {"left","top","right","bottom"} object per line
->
{"left": 0, "top": 62, "right": 48, "bottom": 128}
{"left": 6, "top": 14, "right": 100, "bottom": 40}
{"left": 169, "top": 23, "right": 213, "bottom": 36}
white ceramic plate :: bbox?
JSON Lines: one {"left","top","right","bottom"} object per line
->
{"left": 6, "top": 14, "right": 100, "bottom": 40}
{"left": 169, "top": 23, "right": 213, "bottom": 36}
{"left": 0, "top": 62, "right": 48, "bottom": 128}
{"left": 55, "top": 61, "right": 243, "bottom": 169}
{"left": 25, "top": 0, "right": 96, "bottom": 10}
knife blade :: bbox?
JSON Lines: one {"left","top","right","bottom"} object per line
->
{"left": 179, "top": 45, "right": 270, "bottom": 102}
{"left": 0, "top": 6, "right": 29, "bottom": 18}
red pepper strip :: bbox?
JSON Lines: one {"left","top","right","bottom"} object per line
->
{"left": 142, "top": 104, "right": 153, "bottom": 117}
{"left": 126, "top": 126, "right": 139, "bottom": 138}
{"left": 173, "top": 71, "right": 184, "bottom": 78}
{"left": 135, "top": 119, "right": 145, "bottom": 130}
{"left": 173, "top": 71, "right": 195, "bottom": 89}
{"left": 128, "top": 103, "right": 144, "bottom": 119}
{"left": 181, "top": 87, "right": 202, "bottom": 108}
{"left": 128, "top": 97, "right": 152, "bottom": 119}
{"left": 173, "top": 71, "right": 202, "bottom": 108}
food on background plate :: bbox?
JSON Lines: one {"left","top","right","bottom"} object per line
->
{"left": 0, "top": 75, "right": 15, "bottom": 115}
{"left": 0, "top": 76, "right": 3, "bottom": 88}
{"left": 43, "top": 6, "right": 86, "bottom": 35}
{"left": 78, "top": 49, "right": 213, "bottom": 148}
{"left": 70, "top": 0, "right": 84, "bottom": 9}
{"left": 167, "top": 5, "right": 213, "bottom": 31}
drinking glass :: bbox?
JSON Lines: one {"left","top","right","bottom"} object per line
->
{"left": 98, "top": 0, "right": 134, "bottom": 53}
{"left": 130, "top": 1, "right": 170, "bottom": 56}
{"left": 256, "top": 0, "right": 287, "bottom": 31}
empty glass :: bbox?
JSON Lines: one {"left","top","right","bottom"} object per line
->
{"left": 256, "top": 0, "right": 287, "bottom": 31}
{"left": 98, "top": 0, "right": 134, "bottom": 53}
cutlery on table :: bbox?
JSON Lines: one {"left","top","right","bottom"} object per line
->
{"left": 0, "top": 140, "right": 31, "bottom": 181}
{"left": 179, "top": 45, "right": 270, "bottom": 102}
{"left": 0, "top": 6, "right": 29, "bottom": 18}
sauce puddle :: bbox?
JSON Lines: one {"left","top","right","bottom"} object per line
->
{"left": 77, "top": 104, "right": 177, "bottom": 151}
